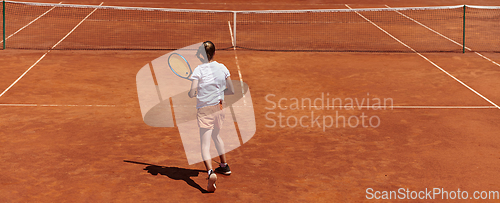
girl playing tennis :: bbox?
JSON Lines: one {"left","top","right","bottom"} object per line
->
{"left": 188, "top": 41, "right": 235, "bottom": 192}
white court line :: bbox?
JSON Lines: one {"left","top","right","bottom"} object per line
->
{"left": 0, "top": 2, "right": 62, "bottom": 44}
{"left": 0, "top": 104, "right": 115, "bottom": 107}
{"left": 0, "top": 2, "right": 104, "bottom": 99}
{"left": 275, "top": 105, "right": 496, "bottom": 109}
{"left": 385, "top": 5, "right": 500, "bottom": 68}
{"left": 390, "top": 106, "right": 496, "bottom": 109}
{"left": 309, "top": 106, "right": 496, "bottom": 109}
{"left": 0, "top": 104, "right": 37, "bottom": 107}
{"left": 168, "top": 105, "right": 489, "bottom": 109}
{"left": 474, "top": 52, "right": 500, "bottom": 67}
{"left": 50, "top": 2, "right": 104, "bottom": 49}
{"left": 228, "top": 20, "right": 247, "bottom": 105}
{"left": 39, "top": 104, "right": 115, "bottom": 107}
{"left": 0, "top": 104, "right": 492, "bottom": 109}
{"left": 345, "top": 4, "right": 500, "bottom": 110}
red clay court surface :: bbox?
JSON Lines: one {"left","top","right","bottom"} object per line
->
{"left": 1, "top": 0, "right": 500, "bottom": 202}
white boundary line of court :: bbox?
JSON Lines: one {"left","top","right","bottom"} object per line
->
{"left": 345, "top": 4, "right": 500, "bottom": 110}
{"left": 0, "top": 104, "right": 116, "bottom": 107}
{"left": 0, "top": 2, "right": 104, "bottom": 99}
{"left": 385, "top": 5, "right": 500, "bottom": 68}
{"left": 228, "top": 20, "right": 247, "bottom": 105}
{"left": 290, "top": 106, "right": 497, "bottom": 109}
{"left": 0, "top": 2, "right": 62, "bottom": 44}
{"left": 0, "top": 104, "right": 494, "bottom": 109}
{"left": 390, "top": 106, "right": 496, "bottom": 109}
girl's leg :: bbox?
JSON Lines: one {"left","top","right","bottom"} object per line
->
{"left": 201, "top": 127, "right": 217, "bottom": 192}
{"left": 200, "top": 127, "right": 213, "bottom": 171}
{"left": 211, "top": 127, "right": 227, "bottom": 164}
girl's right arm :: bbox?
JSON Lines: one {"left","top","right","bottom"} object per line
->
{"left": 188, "top": 79, "right": 199, "bottom": 98}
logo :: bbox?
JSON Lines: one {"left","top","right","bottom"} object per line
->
{"left": 136, "top": 42, "right": 255, "bottom": 165}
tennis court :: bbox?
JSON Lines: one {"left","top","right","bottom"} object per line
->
{"left": 1, "top": 0, "right": 499, "bottom": 202}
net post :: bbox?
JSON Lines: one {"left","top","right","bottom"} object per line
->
{"left": 463, "top": 5, "right": 466, "bottom": 53}
{"left": 233, "top": 11, "right": 236, "bottom": 48}
{"left": 2, "top": 0, "right": 5, "bottom": 50}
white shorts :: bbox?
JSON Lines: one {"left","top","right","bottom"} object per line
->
{"left": 197, "top": 102, "right": 225, "bottom": 129}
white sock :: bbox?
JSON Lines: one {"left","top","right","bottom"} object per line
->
{"left": 220, "top": 163, "right": 227, "bottom": 167}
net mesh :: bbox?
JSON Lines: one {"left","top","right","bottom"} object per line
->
{"left": 2, "top": 1, "right": 500, "bottom": 52}
{"left": 5, "top": 1, "right": 234, "bottom": 50}
{"left": 465, "top": 6, "right": 500, "bottom": 52}
{"left": 237, "top": 6, "right": 464, "bottom": 52}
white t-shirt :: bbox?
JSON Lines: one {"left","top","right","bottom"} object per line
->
{"left": 190, "top": 61, "right": 231, "bottom": 109}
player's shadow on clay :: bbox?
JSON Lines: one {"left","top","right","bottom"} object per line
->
{"left": 124, "top": 160, "right": 210, "bottom": 193}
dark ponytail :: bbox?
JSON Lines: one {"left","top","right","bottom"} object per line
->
{"left": 203, "top": 41, "right": 215, "bottom": 61}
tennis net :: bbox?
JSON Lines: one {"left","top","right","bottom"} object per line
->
{"left": 1, "top": 1, "right": 500, "bottom": 52}
{"left": 3, "top": 1, "right": 234, "bottom": 50}
{"left": 465, "top": 5, "right": 500, "bottom": 52}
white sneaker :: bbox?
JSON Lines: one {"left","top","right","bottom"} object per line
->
{"left": 207, "top": 171, "right": 217, "bottom": 192}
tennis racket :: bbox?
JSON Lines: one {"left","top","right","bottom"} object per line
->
{"left": 168, "top": 53, "right": 193, "bottom": 80}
